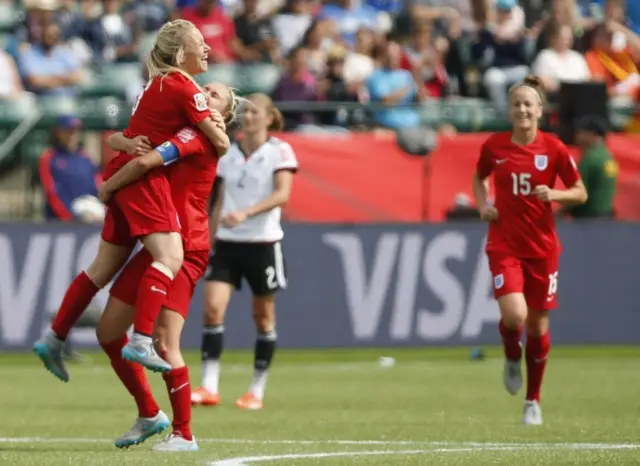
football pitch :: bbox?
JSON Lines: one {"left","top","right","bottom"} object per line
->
{"left": 1, "top": 346, "right": 639, "bottom": 465}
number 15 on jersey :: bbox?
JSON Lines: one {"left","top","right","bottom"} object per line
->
{"left": 511, "top": 172, "right": 532, "bottom": 196}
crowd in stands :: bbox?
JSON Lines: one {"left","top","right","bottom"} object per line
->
{"left": 1, "top": 0, "right": 640, "bottom": 131}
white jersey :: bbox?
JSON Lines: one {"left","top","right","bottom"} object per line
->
{"left": 216, "top": 138, "right": 298, "bottom": 242}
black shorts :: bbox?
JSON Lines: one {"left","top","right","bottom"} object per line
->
{"left": 205, "top": 240, "right": 287, "bottom": 296}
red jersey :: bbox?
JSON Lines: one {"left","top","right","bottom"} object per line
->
{"left": 167, "top": 127, "right": 218, "bottom": 252}
{"left": 104, "top": 72, "right": 211, "bottom": 180}
{"left": 477, "top": 131, "right": 580, "bottom": 258}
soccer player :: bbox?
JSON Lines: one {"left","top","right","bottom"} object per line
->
{"left": 34, "top": 20, "right": 233, "bottom": 379}
{"left": 190, "top": 94, "right": 297, "bottom": 410}
{"left": 472, "top": 76, "right": 587, "bottom": 425}
{"left": 91, "top": 84, "right": 237, "bottom": 452}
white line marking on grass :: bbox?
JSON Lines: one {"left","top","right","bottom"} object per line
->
{"left": 210, "top": 447, "right": 522, "bottom": 466}
{"left": 0, "top": 437, "right": 639, "bottom": 449}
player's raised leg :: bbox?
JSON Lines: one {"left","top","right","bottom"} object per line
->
{"left": 192, "top": 280, "right": 233, "bottom": 406}
{"left": 153, "top": 308, "right": 199, "bottom": 452}
{"left": 34, "top": 240, "right": 131, "bottom": 382}
{"left": 97, "top": 295, "right": 169, "bottom": 447}
{"left": 237, "top": 295, "right": 277, "bottom": 410}
{"left": 121, "top": 231, "right": 183, "bottom": 373}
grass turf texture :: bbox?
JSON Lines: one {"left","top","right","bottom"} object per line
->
{"left": 1, "top": 346, "right": 639, "bottom": 465}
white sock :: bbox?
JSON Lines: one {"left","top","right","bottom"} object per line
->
{"left": 202, "top": 360, "right": 220, "bottom": 394}
{"left": 249, "top": 369, "right": 268, "bottom": 400}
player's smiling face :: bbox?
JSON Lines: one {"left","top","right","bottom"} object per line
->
{"left": 181, "top": 28, "right": 209, "bottom": 75}
{"left": 509, "top": 87, "right": 542, "bottom": 130}
{"left": 203, "top": 82, "right": 231, "bottom": 116}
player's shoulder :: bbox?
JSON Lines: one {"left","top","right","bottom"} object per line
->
{"left": 267, "top": 136, "right": 294, "bottom": 153}
{"left": 539, "top": 131, "right": 567, "bottom": 152}
{"left": 267, "top": 137, "right": 298, "bottom": 165}
{"left": 481, "top": 131, "right": 511, "bottom": 153}
{"left": 161, "top": 72, "right": 201, "bottom": 93}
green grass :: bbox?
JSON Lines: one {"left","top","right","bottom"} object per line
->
{"left": 1, "top": 346, "right": 640, "bottom": 465}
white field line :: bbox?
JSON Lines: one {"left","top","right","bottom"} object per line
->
{"left": 210, "top": 447, "right": 522, "bottom": 466}
{"left": 0, "top": 437, "right": 638, "bottom": 450}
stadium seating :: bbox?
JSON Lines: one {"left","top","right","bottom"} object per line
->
{"left": 0, "top": 3, "right": 18, "bottom": 33}
{"left": 80, "top": 63, "right": 141, "bottom": 99}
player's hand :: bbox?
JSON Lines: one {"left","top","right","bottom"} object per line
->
{"left": 532, "top": 185, "right": 556, "bottom": 203}
{"left": 479, "top": 205, "right": 499, "bottom": 222}
{"left": 221, "top": 211, "right": 247, "bottom": 228}
{"left": 210, "top": 110, "right": 226, "bottom": 131}
{"left": 98, "top": 185, "right": 113, "bottom": 203}
{"left": 125, "top": 135, "right": 153, "bottom": 156}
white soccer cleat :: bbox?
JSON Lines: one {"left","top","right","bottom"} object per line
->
{"left": 121, "top": 334, "right": 171, "bottom": 373}
{"left": 503, "top": 359, "right": 523, "bottom": 395}
{"left": 152, "top": 433, "right": 200, "bottom": 452}
{"left": 33, "top": 332, "right": 69, "bottom": 382}
{"left": 522, "top": 400, "right": 543, "bottom": 425}
{"left": 114, "top": 410, "right": 170, "bottom": 448}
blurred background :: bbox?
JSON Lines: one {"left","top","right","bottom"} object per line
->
{"left": 0, "top": 0, "right": 638, "bottom": 351}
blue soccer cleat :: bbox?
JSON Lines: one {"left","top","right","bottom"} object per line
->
{"left": 33, "top": 332, "right": 70, "bottom": 383}
{"left": 115, "top": 411, "right": 170, "bottom": 448}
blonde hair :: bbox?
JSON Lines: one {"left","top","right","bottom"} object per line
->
{"left": 247, "top": 93, "right": 284, "bottom": 131}
{"left": 146, "top": 20, "right": 200, "bottom": 84}
{"left": 508, "top": 75, "right": 546, "bottom": 107}
{"left": 223, "top": 86, "right": 241, "bottom": 124}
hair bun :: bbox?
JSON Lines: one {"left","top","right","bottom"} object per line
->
{"left": 522, "top": 75, "right": 544, "bottom": 88}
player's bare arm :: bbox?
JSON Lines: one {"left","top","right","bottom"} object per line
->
{"left": 532, "top": 180, "right": 588, "bottom": 205}
{"left": 472, "top": 173, "right": 498, "bottom": 222}
{"left": 196, "top": 114, "right": 231, "bottom": 157}
{"left": 106, "top": 132, "right": 152, "bottom": 156}
{"left": 221, "top": 170, "right": 294, "bottom": 228}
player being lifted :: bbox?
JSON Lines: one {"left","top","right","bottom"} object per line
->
{"left": 35, "top": 19, "right": 231, "bottom": 381}
{"left": 472, "top": 76, "right": 587, "bottom": 425}
{"left": 190, "top": 94, "right": 297, "bottom": 410}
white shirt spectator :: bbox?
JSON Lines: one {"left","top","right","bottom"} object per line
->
{"left": 532, "top": 48, "right": 591, "bottom": 83}
{"left": 273, "top": 13, "right": 312, "bottom": 56}
{"left": 0, "top": 50, "right": 23, "bottom": 99}
{"left": 343, "top": 52, "right": 375, "bottom": 85}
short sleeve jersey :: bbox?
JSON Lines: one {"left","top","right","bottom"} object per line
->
{"left": 166, "top": 127, "right": 219, "bottom": 252}
{"left": 477, "top": 131, "right": 580, "bottom": 258}
{"left": 104, "top": 73, "right": 211, "bottom": 180}
{"left": 216, "top": 138, "right": 298, "bottom": 242}
{"left": 125, "top": 73, "right": 211, "bottom": 147}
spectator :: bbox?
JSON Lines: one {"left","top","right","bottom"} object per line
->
{"left": 18, "top": 21, "right": 84, "bottom": 97}
{"left": 585, "top": 23, "right": 640, "bottom": 101}
{"left": 272, "top": 46, "right": 319, "bottom": 128}
{"left": 128, "top": 0, "right": 170, "bottom": 32}
{"left": 472, "top": 0, "right": 528, "bottom": 112}
{"left": 182, "top": 0, "right": 244, "bottom": 63}
{"left": 366, "top": 41, "right": 421, "bottom": 129}
{"left": 401, "top": 20, "right": 449, "bottom": 98}
{"left": 101, "top": 0, "right": 141, "bottom": 63}
{"left": 343, "top": 27, "right": 376, "bottom": 86}
{"left": 0, "top": 49, "right": 25, "bottom": 99}
{"left": 9, "top": 0, "right": 58, "bottom": 58}
{"left": 39, "top": 115, "right": 103, "bottom": 223}
{"left": 63, "top": 0, "right": 107, "bottom": 66}
{"left": 235, "top": 0, "right": 278, "bottom": 63}
{"left": 534, "top": 0, "right": 591, "bottom": 53}
{"left": 320, "top": 0, "right": 380, "bottom": 47}
{"left": 566, "top": 115, "right": 617, "bottom": 218}
{"left": 319, "top": 45, "right": 360, "bottom": 125}
{"left": 273, "top": 0, "right": 313, "bottom": 57}
{"left": 532, "top": 22, "right": 591, "bottom": 93}
{"left": 407, "top": 0, "right": 472, "bottom": 37}
{"left": 301, "top": 20, "right": 332, "bottom": 80}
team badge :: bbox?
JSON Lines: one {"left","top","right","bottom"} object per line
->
{"left": 177, "top": 128, "right": 196, "bottom": 143}
{"left": 494, "top": 274, "right": 504, "bottom": 290}
{"left": 193, "top": 92, "right": 208, "bottom": 112}
{"left": 534, "top": 154, "right": 548, "bottom": 171}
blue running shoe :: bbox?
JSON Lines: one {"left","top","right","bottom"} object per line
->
{"left": 152, "top": 433, "right": 200, "bottom": 452}
{"left": 121, "top": 334, "right": 171, "bottom": 373}
{"left": 115, "top": 411, "right": 170, "bottom": 448}
{"left": 33, "top": 332, "right": 69, "bottom": 382}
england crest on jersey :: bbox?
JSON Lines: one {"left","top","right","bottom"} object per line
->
{"left": 534, "top": 154, "right": 548, "bottom": 171}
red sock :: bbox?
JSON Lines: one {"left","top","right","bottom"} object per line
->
{"left": 163, "top": 366, "right": 192, "bottom": 440}
{"left": 51, "top": 272, "right": 100, "bottom": 340}
{"left": 525, "top": 332, "right": 550, "bottom": 402}
{"left": 133, "top": 265, "right": 172, "bottom": 336}
{"left": 499, "top": 319, "right": 523, "bottom": 361}
{"left": 101, "top": 336, "right": 160, "bottom": 418}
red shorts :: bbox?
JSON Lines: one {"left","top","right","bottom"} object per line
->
{"left": 101, "top": 155, "right": 180, "bottom": 246}
{"left": 487, "top": 252, "right": 559, "bottom": 310}
{"left": 110, "top": 249, "right": 209, "bottom": 318}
